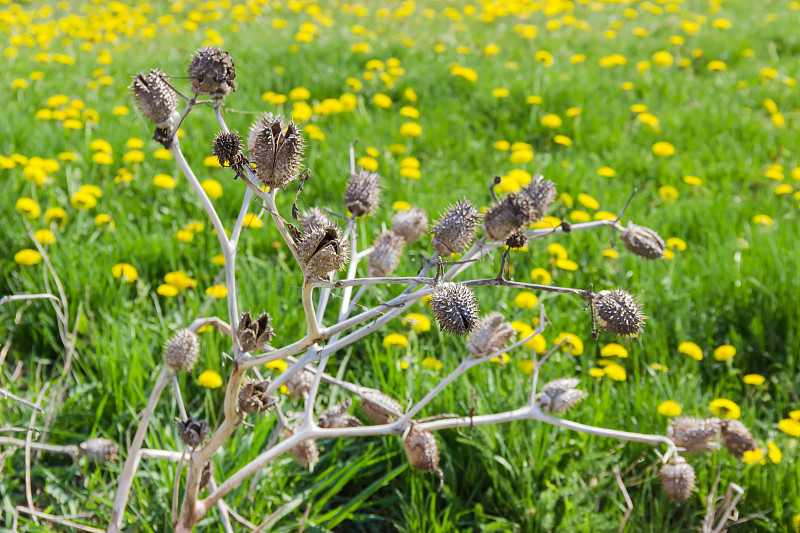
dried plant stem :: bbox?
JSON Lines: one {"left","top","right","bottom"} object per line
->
{"left": 25, "top": 384, "right": 48, "bottom": 526}
{"left": 712, "top": 484, "right": 745, "bottom": 533}
{"left": 17, "top": 507, "right": 105, "bottom": 533}
{"left": 107, "top": 365, "right": 171, "bottom": 533}
{"left": 302, "top": 280, "right": 321, "bottom": 340}
{"left": 0, "top": 293, "right": 61, "bottom": 307}
{"left": 613, "top": 465, "right": 633, "bottom": 533}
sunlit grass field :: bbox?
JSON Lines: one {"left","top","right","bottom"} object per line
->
{"left": 2, "top": 0, "right": 800, "bottom": 531}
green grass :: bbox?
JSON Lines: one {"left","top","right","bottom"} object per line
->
{"left": 2, "top": 0, "right": 799, "bottom": 531}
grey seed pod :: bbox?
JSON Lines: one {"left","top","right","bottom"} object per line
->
{"left": 318, "top": 398, "right": 362, "bottom": 428}
{"left": 344, "top": 169, "right": 381, "bottom": 217}
{"left": 720, "top": 419, "right": 757, "bottom": 459}
{"left": 660, "top": 459, "right": 695, "bottom": 502}
{"left": 404, "top": 426, "right": 444, "bottom": 485}
{"left": 285, "top": 427, "right": 319, "bottom": 469}
{"left": 667, "top": 417, "right": 720, "bottom": 453}
{"left": 536, "top": 377, "right": 587, "bottom": 413}
{"left": 361, "top": 389, "right": 404, "bottom": 424}
{"left": 466, "top": 312, "right": 515, "bottom": 357}
{"left": 213, "top": 131, "right": 246, "bottom": 173}
{"left": 286, "top": 368, "right": 315, "bottom": 398}
{"left": 250, "top": 118, "right": 306, "bottom": 189}
{"left": 238, "top": 379, "right": 277, "bottom": 414}
{"left": 300, "top": 207, "right": 334, "bottom": 234}
{"left": 199, "top": 461, "right": 214, "bottom": 490}
{"left": 248, "top": 112, "right": 285, "bottom": 153}
{"left": 297, "top": 224, "right": 350, "bottom": 278}
{"left": 368, "top": 231, "right": 406, "bottom": 277}
{"left": 237, "top": 311, "right": 273, "bottom": 353}
{"left": 505, "top": 230, "right": 528, "bottom": 249}
{"left": 483, "top": 192, "right": 534, "bottom": 242}
{"left": 188, "top": 47, "right": 236, "bottom": 97}
{"left": 130, "top": 69, "right": 178, "bottom": 128}
{"left": 621, "top": 222, "right": 666, "bottom": 260}
{"left": 430, "top": 282, "right": 479, "bottom": 335}
{"left": 431, "top": 198, "right": 482, "bottom": 256}
{"left": 521, "top": 177, "right": 557, "bottom": 222}
{"left": 391, "top": 206, "right": 428, "bottom": 243}
{"left": 176, "top": 417, "right": 210, "bottom": 449}
{"left": 164, "top": 329, "right": 200, "bottom": 372}
{"left": 593, "top": 289, "right": 646, "bottom": 337}
{"left": 79, "top": 438, "right": 119, "bottom": 464}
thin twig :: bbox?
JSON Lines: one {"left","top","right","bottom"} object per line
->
{"left": 16, "top": 507, "right": 105, "bottom": 533}
{"left": 614, "top": 465, "right": 633, "bottom": 533}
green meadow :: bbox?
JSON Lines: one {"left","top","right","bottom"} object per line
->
{"left": 1, "top": 0, "right": 799, "bottom": 531}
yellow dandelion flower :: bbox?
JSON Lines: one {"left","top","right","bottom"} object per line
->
{"left": 554, "top": 332, "right": 584, "bottom": 355}
{"left": 540, "top": 114, "right": 562, "bottom": 129}
{"left": 399, "top": 122, "right": 422, "bottom": 137}
{"left": 743, "top": 374, "right": 765, "bottom": 386}
{"left": 154, "top": 148, "right": 172, "bottom": 160}
{"left": 678, "top": 341, "right": 703, "bottom": 361}
{"left": 778, "top": 418, "right": 800, "bottom": 437}
{"left": 519, "top": 360, "right": 534, "bottom": 375}
{"left": 708, "top": 398, "right": 741, "bottom": 419}
{"left": 790, "top": 410, "right": 800, "bottom": 420}
{"left": 742, "top": 449, "right": 765, "bottom": 465}
{"left": 111, "top": 263, "right": 138, "bottom": 283}
{"left": 657, "top": 401, "right": 682, "bottom": 416}
{"left": 203, "top": 155, "right": 223, "bottom": 168}
{"left": 201, "top": 179, "right": 223, "bottom": 199}
{"left": 547, "top": 243, "right": 568, "bottom": 259}
{"left": 597, "top": 166, "right": 616, "bottom": 178}
{"left": 197, "top": 370, "right": 223, "bottom": 388}
{"left": 383, "top": 333, "right": 408, "bottom": 348}
{"left": 14, "top": 249, "right": 43, "bottom": 266}
{"left": 15, "top": 198, "right": 41, "bottom": 219}
{"left": 264, "top": 360, "right": 288, "bottom": 372}
{"left": 600, "top": 343, "right": 628, "bottom": 358}
{"left": 44, "top": 207, "right": 68, "bottom": 228}
{"left": 492, "top": 88, "right": 510, "bottom": 98}
{"left": 752, "top": 214, "right": 773, "bottom": 226}
{"left": 422, "top": 357, "right": 443, "bottom": 370}
{"left": 403, "top": 313, "right": 431, "bottom": 332}
{"left": 652, "top": 142, "right": 676, "bottom": 157}
{"left": 713, "top": 344, "right": 736, "bottom": 361}
{"left": 604, "top": 363, "right": 627, "bottom": 381}
{"left": 489, "top": 353, "right": 510, "bottom": 364}
{"left": 652, "top": 51, "right": 673, "bottom": 67}
{"left": 176, "top": 230, "right": 194, "bottom": 243}
{"left": 33, "top": 229, "right": 55, "bottom": 244}
{"left": 205, "top": 285, "right": 227, "bottom": 298}
{"left": 153, "top": 174, "right": 176, "bottom": 189}
{"left": 767, "top": 441, "right": 781, "bottom": 463}
{"left": 514, "top": 292, "right": 538, "bottom": 309}
{"left": 530, "top": 268, "right": 552, "bottom": 285}
{"left": 589, "top": 367, "right": 605, "bottom": 378}
{"left": 555, "top": 258, "right": 578, "bottom": 271}
{"left": 70, "top": 191, "right": 97, "bottom": 210}
{"left": 242, "top": 213, "right": 263, "bottom": 228}
{"left": 373, "top": 93, "right": 392, "bottom": 109}
{"left": 357, "top": 156, "right": 378, "bottom": 171}
{"left": 157, "top": 284, "right": 179, "bottom": 297}
{"left": 707, "top": 60, "right": 727, "bottom": 71}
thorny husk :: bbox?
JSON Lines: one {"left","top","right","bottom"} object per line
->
{"left": 368, "top": 230, "right": 406, "bottom": 277}
{"left": 344, "top": 168, "right": 381, "bottom": 217}
{"left": 285, "top": 428, "right": 319, "bottom": 469}
{"left": 536, "top": 377, "right": 587, "bottom": 413}
{"left": 130, "top": 69, "right": 178, "bottom": 128}
{"left": 176, "top": 418, "right": 210, "bottom": 449}
{"left": 286, "top": 368, "right": 315, "bottom": 398}
{"left": 430, "top": 282, "right": 479, "bottom": 335}
{"left": 720, "top": 419, "right": 757, "bottom": 459}
{"left": 297, "top": 224, "right": 350, "bottom": 278}
{"left": 361, "top": 390, "right": 404, "bottom": 424}
{"left": 79, "top": 438, "right": 119, "bottom": 464}
{"left": 431, "top": 198, "right": 482, "bottom": 256}
{"left": 621, "top": 222, "right": 666, "bottom": 260}
{"left": 466, "top": 312, "right": 515, "bottom": 357}
{"left": 237, "top": 311, "right": 273, "bottom": 353}
{"left": 188, "top": 47, "right": 236, "bottom": 97}
{"left": 660, "top": 459, "right": 695, "bottom": 502}
{"left": 317, "top": 398, "right": 362, "bottom": 428}
{"left": 164, "top": 329, "right": 200, "bottom": 373}
{"left": 391, "top": 206, "right": 428, "bottom": 243}
{"left": 667, "top": 417, "right": 720, "bottom": 453}
{"left": 250, "top": 116, "right": 305, "bottom": 189}
{"left": 404, "top": 426, "right": 444, "bottom": 487}
{"left": 593, "top": 289, "right": 646, "bottom": 337}
{"left": 300, "top": 206, "right": 334, "bottom": 234}
{"left": 238, "top": 379, "right": 277, "bottom": 414}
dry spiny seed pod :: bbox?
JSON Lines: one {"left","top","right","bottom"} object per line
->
{"left": 250, "top": 117, "right": 306, "bottom": 189}
{"left": 506, "top": 229, "right": 528, "bottom": 249}
{"left": 297, "top": 224, "right": 350, "bottom": 278}
{"left": 660, "top": 459, "right": 695, "bottom": 502}
{"left": 621, "top": 222, "right": 666, "bottom": 260}
{"left": 300, "top": 207, "right": 334, "bottom": 234}
{"left": 361, "top": 389, "right": 404, "bottom": 424}
{"left": 344, "top": 168, "right": 381, "bottom": 217}
{"left": 720, "top": 419, "right": 757, "bottom": 459}
{"left": 237, "top": 311, "right": 273, "bottom": 353}
{"left": 404, "top": 426, "right": 444, "bottom": 485}
{"left": 284, "top": 428, "right": 319, "bottom": 469}
{"left": 130, "top": 69, "right": 178, "bottom": 128}
{"left": 667, "top": 417, "right": 720, "bottom": 453}
{"left": 238, "top": 379, "right": 277, "bottom": 414}
{"left": 483, "top": 192, "right": 534, "bottom": 242}
{"left": 286, "top": 368, "right": 315, "bottom": 398}
{"left": 368, "top": 231, "right": 406, "bottom": 277}
{"left": 164, "top": 329, "right": 200, "bottom": 372}
{"left": 79, "top": 438, "right": 119, "bottom": 464}
{"left": 430, "top": 282, "right": 479, "bottom": 335}
{"left": 318, "top": 398, "right": 362, "bottom": 428}
{"left": 431, "top": 198, "right": 482, "bottom": 256}
{"left": 521, "top": 177, "right": 557, "bottom": 222}
{"left": 391, "top": 206, "right": 428, "bottom": 243}
{"left": 536, "top": 377, "right": 587, "bottom": 413}
{"left": 466, "top": 312, "right": 516, "bottom": 357}
{"left": 247, "top": 112, "right": 284, "bottom": 152}
{"left": 212, "top": 131, "right": 246, "bottom": 174}
{"left": 188, "top": 47, "right": 236, "bottom": 97}
{"left": 199, "top": 461, "right": 214, "bottom": 490}
{"left": 176, "top": 417, "right": 210, "bottom": 449}
{"left": 593, "top": 289, "right": 646, "bottom": 337}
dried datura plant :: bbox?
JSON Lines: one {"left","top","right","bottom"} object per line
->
{"left": 3, "top": 47, "right": 756, "bottom": 533}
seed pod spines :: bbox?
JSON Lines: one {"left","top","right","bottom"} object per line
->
{"left": 130, "top": 69, "right": 178, "bottom": 128}
{"left": 165, "top": 329, "right": 200, "bottom": 372}
{"left": 621, "top": 222, "right": 666, "bottom": 260}
{"left": 317, "top": 398, "right": 362, "bottom": 428}
{"left": 237, "top": 311, "right": 273, "bottom": 353}
{"left": 522, "top": 177, "right": 557, "bottom": 222}
{"left": 483, "top": 192, "right": 533, "bottom": 242}
{"left": 368, "top": 231, "right": 406, "bottom": 277}
{"left": 250, "top": 118, "right": 306, "bottom": 189}
{"left": 667, "top": 417, "right": 720, "bottom": 453}
{"left": 505, "top": 229, "right": 528, "bottom": 249}
{"left": 391, "top": 207, "right": 428, "bottom": 243}
{"left": 720, "top": 419, "right": 757, "bottom": 459}
{"left": 176, "top": 417, "right": 210, "bottom": 449}
{"left": 361, "top": 390, "right": 404, "bottom": 424}
{"left": 430, "top": 282, "right": 479, "bottom": 335}
{"left": 344, "top": 169, "right": 381, "bottom": 217}
{"left": 593, "top": 289, "right": 646, "bottom": 337}
{"left": 466, "top": 312, "right": 515, "bottom": 357}
{"left": 286, "top": 368, "right": 315, "bottom": 398}
{"left": 213, "top": 131, "right": 247, "bottom": 176}
{"left": 431, "top": 198, "right": 482, "bottom": 256}
{"left": 79, "top": 438, "right": 119, "bottom": 464}
{"left": 403, "top": 426, "right": 443, "bottom": 485}
{"left": 285, "top": 427, "right": 319, "bottom": 469}
{"left": 536, "top": 377, "right": 587, "bottom": 413}
{"left": 188, "top": 47, "right": 236, "bottom": 97}
{"left": 660, "top": 459, "right": 695, "bottom": 502}
{"left": 297, "top": 224, "right": 350, "bottom": 278}
{"left": 300, "top": 207, "right": 334, "bottom": 234}
{"left": 238, "top": 379, "right": 277, "bottom": 414}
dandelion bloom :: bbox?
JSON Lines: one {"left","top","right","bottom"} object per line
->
{"left": 743, "top": 374, "right": 765, "bottom": 386}
{"left": 383, "top": 333, "right": 409, "bottom": 348}
{"left": 14, "top": 249, "right": 43, "bottom": 266}
{"left": 597, "top": 166, "right": 616, "bottom": 178}
{"left": 44, "top": 207, "right": 68, "bottom": 228}
{"left": 713, "top": 344, "right": 736, "bottom": 361}
{"left": 265, "top": 360, "right": 288, "bottom": 372}
{"left": 554, "top": 332, "right": 583, "bottom": 355}
{"left": 554, "top": 135, "right": 572, "bottom": 146}
{"left": 708, "top": 398, "right": 741, "bottom": 419}
{"left": 530, "top": 268, "right": 552, "bottom": 285}
{"left": 707, "top": 60, "right": 727, "bottom": 71}
{"left": 201, "top": 179, "right": 223, "bottom": 199}
{"left": 767, "top": 442, "right": 781, "bottom": 463}
{"left": 489, "top": 353, "right": 510, "bottom": 364}
{"left": 421, "top": 357, "right": 443, "bottom": 370}
{"left": 34, "top": 229, "right": 55, "bottom": 244}
{"left": 492, "top": 88, "right": 510, "bottom": 98}
{"left": 403, "top": 313, "right": 431, "bottom": 332}
{"left": 742, "top": 449, "right": 765, "bottom": 465}
{"left": 540, "top": 114, "right": 562, "bottom": 129}
{"left": 205, "top": 285, "right": 227, "bottom": 298}
{"left": 678, "top": 341, "right": 703, "bottom": 361}
{"left": 604, "top": 363, "right": 627, "bottom": 381}
{"left": 555, "top": 258, "right": 578, "bottom": 271}
{"left": 778, "top": 418, "right": 800, "bottom": 437}
{"left": 657, "top": 401, "right": 682, "bottom": 416}
{"left": 399, "top": 122, "right": 422, "bottom": 137}
{"left": 157, "top": 284, "right": 179, "bottom": 297}
{"left": 519, "top": 360, "right": 534, "bottom": 375}
{"left": 111, "top": 263, "right": 139, "bottom": 283}
{"left": 242, "top": 213, "right": 263, "bottom": 228}
{"left": 752, "top": 214, "right": 773, "bottom": 226}
{"left": 658, "top": 186, "right": 679, "bottom": 202}
{"left": 589, "top": 368, "right": 605, "bottom": 378}
{"left": 197, "top": 370, "right": 223, "bottom": 388}
{"left": 600, "top": 343, "right": 628, "bottom": 358}
{"left": 513, "top": 292, "right": 538, "bottom": 309}
{"left": 652, "top": 51, "right": 673, "bottom": 67}
{"left": 16, "top": 198, "right": 41, "bottom": 219}
{"left": 153, "top": 174, "right": 176, "bottom": 189}
{"left": 666, "top": 238, "right": 687, "bottom": 251}
{"left": 652, "top": 142, "right": 676, "bottom": 157}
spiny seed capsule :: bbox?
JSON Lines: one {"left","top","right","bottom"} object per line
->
{"left": 188, "top": 47, "right": 236, "bottom": 98}
{"left": 391, "top": 206, "right": 428, "bottom": 243}
{"left": 720, "top": 419, "right": 757, "bottom": 459}
{"left": 212, "top": 131, "right": 246, "bottom": 174}
{"left": 403, "top": 426, "right": 444, "bottom": 486}
{"left": 176, "top": 417, "right": 210, "bottom": 449}
{"left": 286, "top": 368, "right": 315, "bottom": 398}
{"left": 130, "top": 69, "right": 178, "bottom": 128}
{"left": 79, "top": 438, "right": 119, "bottom": 464}
{"left": 621, "top": 222, "right": 666, "bottom": 260}
{"left": 250, "top": 117, "right": 306, "bottom": 189}
{"left": 667, "top": 417, "right": 720, "bottom": 453}
{"left": 466, "top": 312, "right": 516, "bottom": 357}
{"left": 483, "top": 192, "right": 534, "bottom": 242}
{"left": 593, "top": 289, "right": 646, "bottom": 337}
{"left": 505, "top": 230, "right": 528, "bottom": 250}
{"left": 247, "top": 112, "right": 284, "bottom": 153}
{"left": 300, "top": 207, "right": 334, "bottom": 234}
{"left": 344, "top": 169, "right": 381, "bottom": 217}
{"left": 297, "top": 224, "right": 350, "bottom": 278}
{"left": 430, "top": 282, "right": 479, "bottom": 335}
{"left": 317, "top": 398, "right": 362, "bottom": 428}
{"left": 285, "top": 427, "right": 319, "bottom": 469}
{"left": 164, "top": 329, "right": 201, "bottom": 372}
{"left": 238, "top": 379, "right": 277, "bottom": 414}
{"left": 431, "top": 198, "right": 482, "bottom": 256}
{"left": 660, "top": 459, "right": 695, "bottom": 502}
{"left": 521, "top": 177, "right": 557, "bottom": 222}
{"left": 237, "top": 311, "right": 273, "bottom": 353}
{"left": 361, "top": 389, "right": 404, "bottom": 424}
{"left": 536, "top": 377, "right": 587, "bottom": 413}
{"left": 368, "top": 231, "right": 406, "bottom": 277}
